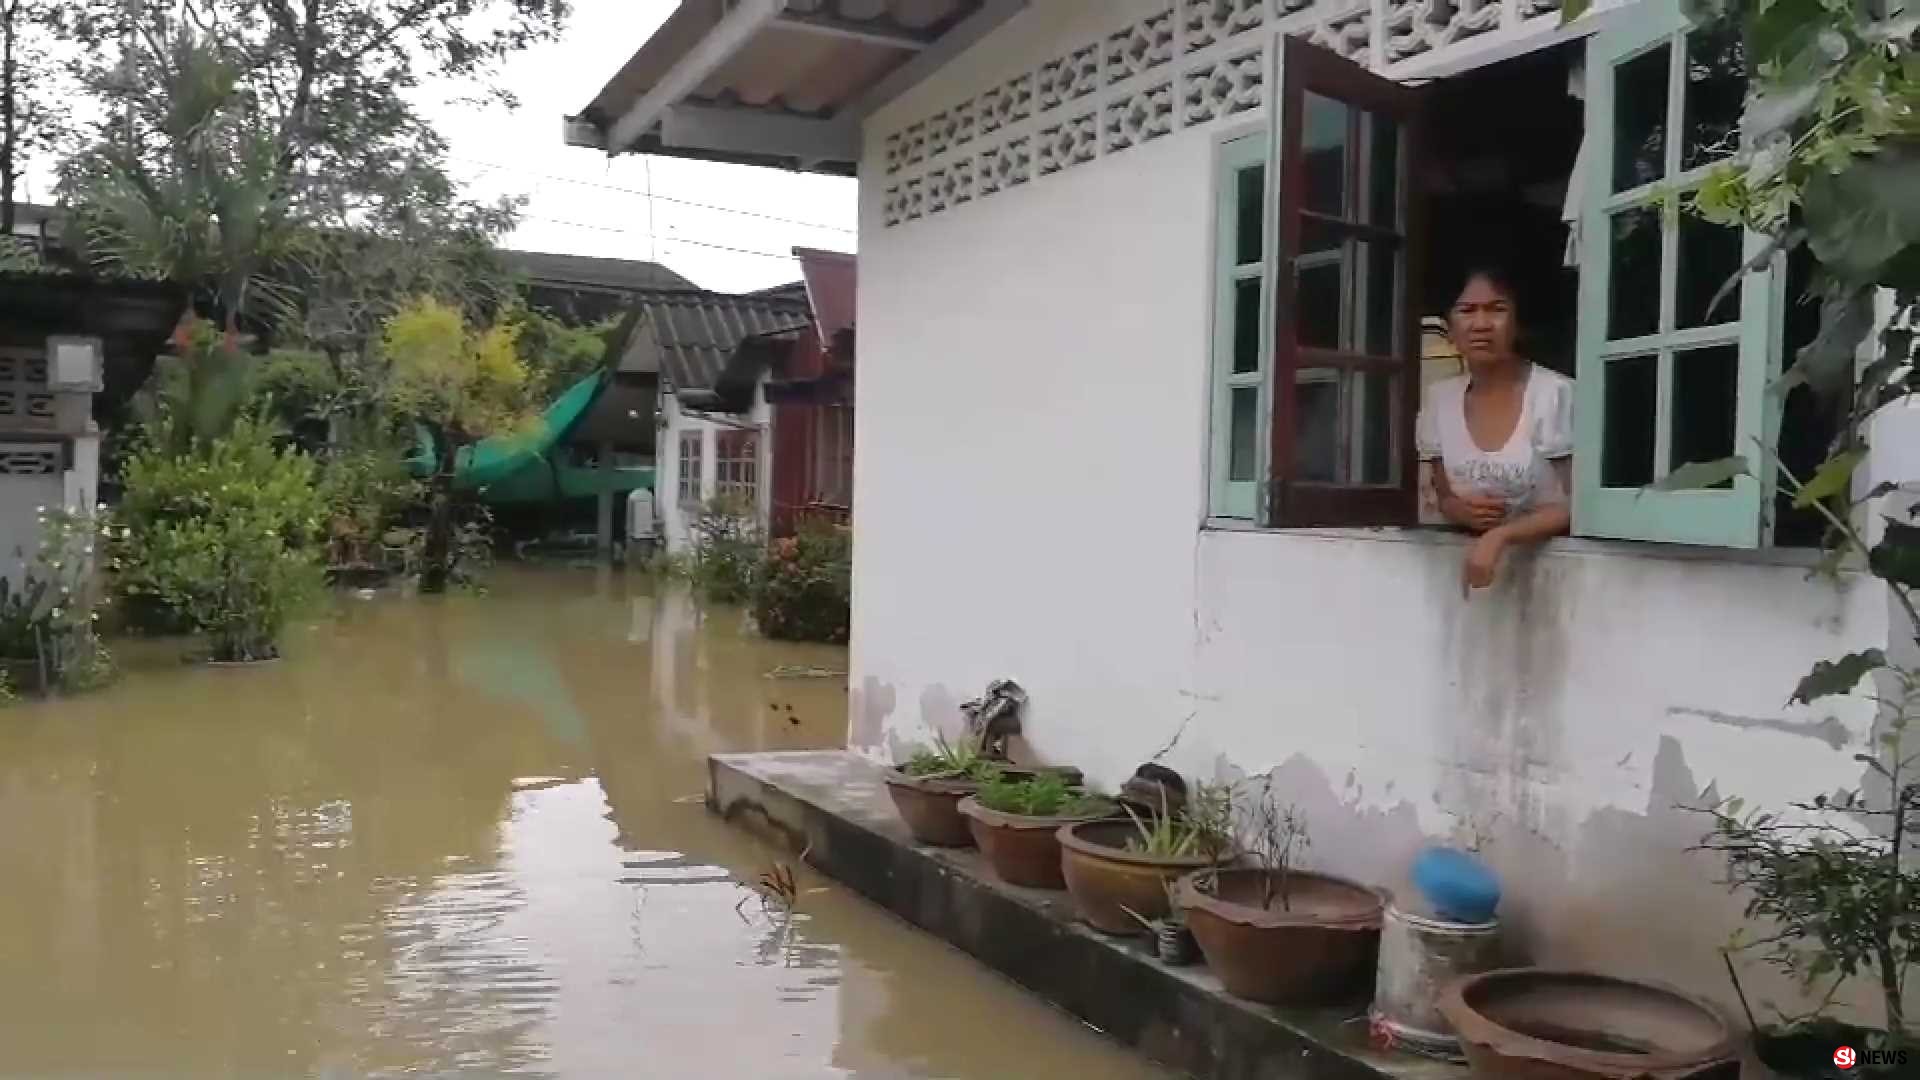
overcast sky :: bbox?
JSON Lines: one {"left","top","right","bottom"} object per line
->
{"left": 428, "top": 0, "right": 859, "bottom": 293}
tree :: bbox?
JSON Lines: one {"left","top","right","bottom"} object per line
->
{"left": 57, "top": 0, "right": 567, "bottom": 329}
{"left": 380, "top": 296, "right": 535, "bottom": 592}
{"left": 0, "top": 0, "right": 65, "bottom": 238}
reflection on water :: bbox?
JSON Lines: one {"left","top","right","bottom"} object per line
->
{"left": 0, "top": 567, "right": 1162, "bottom": 1078}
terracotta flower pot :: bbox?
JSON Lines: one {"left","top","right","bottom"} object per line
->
{"left": 1438, "top": 969, "right": 1737, "bottom": 1080}
{"left": 1177, "top": 868, "right": 1384, "bottom": 1005}
{"left": 958, "top": 795, "right": 1118, "bottom": 888}
{"left": 1056, "top": 819, "right": 1234, "bottom": 935}
{"left": 883, "top": 767, "right": 979, "bottom": 847}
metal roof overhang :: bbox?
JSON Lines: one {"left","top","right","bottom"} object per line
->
{"left": 564, "top": 0, "right": 1027, "bottom": 175}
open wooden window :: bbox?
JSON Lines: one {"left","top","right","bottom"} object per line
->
{"left": 1267, "top": 37, "right": 1424, "bottom": 527}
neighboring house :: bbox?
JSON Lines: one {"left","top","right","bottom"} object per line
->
{"left": 0, "top": 272, "right": 182, "bottom": 580}
{"left": 567, "top": 0, "right": 1917, "bottom": 1009}
{"left": 767, "top": 248, "right": 857, "bottom": 536}
{"left": 620, "top": 289, "right": 812, "bottom": 552}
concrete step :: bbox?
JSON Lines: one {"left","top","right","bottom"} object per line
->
{"left": 707, "top": 750, "right": 1467, "bottom": 1080}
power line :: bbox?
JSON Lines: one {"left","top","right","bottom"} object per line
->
{"left": 451, "top": 154, "right": 856, "bottom": 235}
{"left": 516, "top": 211, "right": 801, "bottom": 263}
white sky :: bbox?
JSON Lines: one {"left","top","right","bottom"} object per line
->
{"left": 428, "top": 0, "right": 860, "bottom": 293}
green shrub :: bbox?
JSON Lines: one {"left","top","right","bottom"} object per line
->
{"left": 976, "top": 771, "right": 1110, "bottom": 818}
{"left": 116, "top": 417, "right": 328, "bottom": 661}
{"left": 0, "top": 505, "right": 117, "bottom": 693}
{"left": 317, "top": 448, "right": 423, "bottom": 569}
{"left": 752, "top": 522, "right": 851, "bottom": 644}
{"left": 687, "top": 496, "right": 762, "bottom": 604}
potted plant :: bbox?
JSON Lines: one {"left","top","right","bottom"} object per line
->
{"left": 883, "top": 733, "right": 1009, "bottom": 847}
{"left": 1058, "top": 781, "right": 1236, "bottom": 935}
{"left": 959, "top": 770, "right": 1118, "bottom": 888}
{"left": 1122, "top": 879, "right": 1200, "bottom": 965}
{"left": 1178, "top": 797, "right": 1384, "bottom": 1005}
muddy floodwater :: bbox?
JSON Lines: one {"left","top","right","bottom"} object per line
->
{"left": 0, "top": 567, "right": 1164, "bottom": 1079}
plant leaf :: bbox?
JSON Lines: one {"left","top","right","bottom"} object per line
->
{"left": 1870, "top": 521, "right": 1920, "bottom": 588}
{"left": 1794, "top": 450, "right": 1865, "bottom": 508}
{"left": 1648, "top": 456, "right": 1749, "bottom": 492}
{"left": 1790, "top": 649, "right": 1888, "bottom": 705}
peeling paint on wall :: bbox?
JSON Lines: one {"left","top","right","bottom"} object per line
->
{"left": 1666, "top": 705, "right": 1851, "bottom": 750}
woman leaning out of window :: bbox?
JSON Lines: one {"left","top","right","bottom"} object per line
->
{"left": 1416, "top": 266, "right": 1574, "bottom": 593}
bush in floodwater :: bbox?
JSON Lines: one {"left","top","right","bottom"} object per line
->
{"left": 751, "top": 522, "right": 850, "bottom": 644}
{"left": 116, "top": 417, "right": 328, "bottom": 661}
{"left": 685, "top": 495, "right": 763, "bottom": 605}
{"left": 0, "top": 504, "right": 117, "bottom": 693}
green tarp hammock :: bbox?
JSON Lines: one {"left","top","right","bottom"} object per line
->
{"left": 407, "top": 372, "right": 654, "bottom": 504}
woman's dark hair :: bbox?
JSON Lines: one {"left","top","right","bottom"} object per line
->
{"left": 1455, "top": 263, "right": 1524, "bottom": 314}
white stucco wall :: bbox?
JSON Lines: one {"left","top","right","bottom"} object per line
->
{"left": 851, "top": 0, "right": 1895, "bottom": 1008}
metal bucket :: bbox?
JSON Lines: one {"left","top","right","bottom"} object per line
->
{"left": 1369, "top": 904, "right": 1503, "bottom": 1062}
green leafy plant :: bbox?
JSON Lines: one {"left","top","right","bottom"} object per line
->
{"left": 976, "top": 770, "right": 1111, "bottom": 818}
{"left": 115, "top": 416, "right": 328, "bottom": 661}
{"left": 686, "top": 495, "right": 763, "bottom": 605}
{"left": 751, "top": 522, "right": 850, "bottom": 644}
{"left": 316, "top": 447, "right": 423, "bottom": 571}
{"left": 0, "top": 504, "right": 116, "bottom": 693}
{"left": 1691, "top": 463, "right": 1919, "bottom": 1042}
{"left": 1123, "top": 782, "right": 1235, "bottom": 860}
{"left": 899, "top": 730, "right": 1001, "bottom": 782}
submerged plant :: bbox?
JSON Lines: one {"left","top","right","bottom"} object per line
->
{"left": 976, "top": 770, "right": 1110, "bottom": 818}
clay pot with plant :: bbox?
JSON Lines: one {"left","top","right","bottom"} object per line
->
{"left": 959, "top": 771, "right": 1118, "bottom": 888}
{"left": 1178, "top": 797, "right": 1384, "bottom": 1005}
{"left": 884, "top": 733, "right": 1006, "bottom": 847}
{"left": 1058, "top": 781, "right": 1236, "bottom": 935}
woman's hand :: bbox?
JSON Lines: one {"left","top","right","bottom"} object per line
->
{"left": 1440, "top": 488, "right": 1507, "bottom": 534}
{"left": 1463, "top": 528, "right": 1509, "bottom": 593}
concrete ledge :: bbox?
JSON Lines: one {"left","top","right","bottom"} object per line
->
{"left": 708, "top": 750, "right": 1465, "bottom": 1080}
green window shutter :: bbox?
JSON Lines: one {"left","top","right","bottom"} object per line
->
{"left": 1210, "top": 134, "right": 1270, "bottom": 520}
{"left": 1574, "top": 0, "right": 1782, "bottom": 548}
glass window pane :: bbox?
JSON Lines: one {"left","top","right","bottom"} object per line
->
{"left": 1613, "top": 43, "right": 1671, "bottom": 193}
{"left": 1295, "top": 369, "right": 1340, "bottom": 483}
{"left": 1671, "top": 344, "right": 1737, "bottom": 486}
{"left": 1303, "top": 93, "right": 1349, "bottom": 217}
{"left": 1229, "top": 386, "right": 1259, "bottom": 483}
{"left": 1360, "top": 240, "right": 1399, "bottom": 355}
{"left": 1608, "top": 206, "right": 1662, "bottom": 340}
{"left": 1233, "top": 276, "right": 1262, "bottom": 374}
{"left": 1676, "top": 209, "right": 1742, "bottom": 329}
{"left": 1683, "top": 24, "right": 1744, "bottom": 171}
{"left": 1602, "top": 354, "right": 1658, "bottom": 488}
{"left": 1296, "top": 242, "right": 1344, "bottom": 350}
{"left": 1235, "top": 164, "right": 1264, "bottom": 266}
{"left": 1356, "top": 370, "right": 1397, "bottom": 485}
{"left": 1367, "top": 113, "right": 1400, "bottom": 229}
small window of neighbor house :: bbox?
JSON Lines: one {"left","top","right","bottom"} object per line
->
{"left": 715, "top": 429, "right": 760, "bottom": 506}
{"left": 677, "top": 430, "right": 702, "bottom": 505}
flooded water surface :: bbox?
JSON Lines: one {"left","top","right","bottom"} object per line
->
{"left": 0, "top": 567, "right": 1164, "bottom": 1078}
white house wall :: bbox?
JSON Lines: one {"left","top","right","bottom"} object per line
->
{"left": 853, "top": 0, "right": 1893, "bottom": 1009}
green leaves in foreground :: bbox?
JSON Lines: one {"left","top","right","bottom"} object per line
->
{"left": 1647, "top": 456, "right": 1750, "bottom": 493}
{"left": 1790, "top": 648, "right": 1887, "bottom": 705}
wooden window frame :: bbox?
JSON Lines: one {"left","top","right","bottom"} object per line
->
{"left": 715, "top": 428, "right": 761, "bottom": 506}
{"left": 1267, "top": 37, "right": 1426, "bottom": 529}
{"left": 1209, "top": 132, "right": 1271, "bottom": 521}
{"left": 677, "top": 430, "right": 702, "bottom": 506}
{"left": 1572, "top": 0, "right": 1781, "bottom": 549}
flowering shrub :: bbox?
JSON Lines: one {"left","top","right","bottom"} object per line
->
{"left": 686, "top": 496, "right": 763, "bottom": 604}
{"left": 0, "top": 504, "right": 116, "bottom": 692}
{"left": 116, "top": 417, "right": 328, "bottom": 661}
{"left": 751, "top": 523, "right": 850, "bottom": 644}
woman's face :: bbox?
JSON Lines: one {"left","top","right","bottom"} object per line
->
{"left": 1448, "top": 274, "right": 1519, "bottom": 369}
